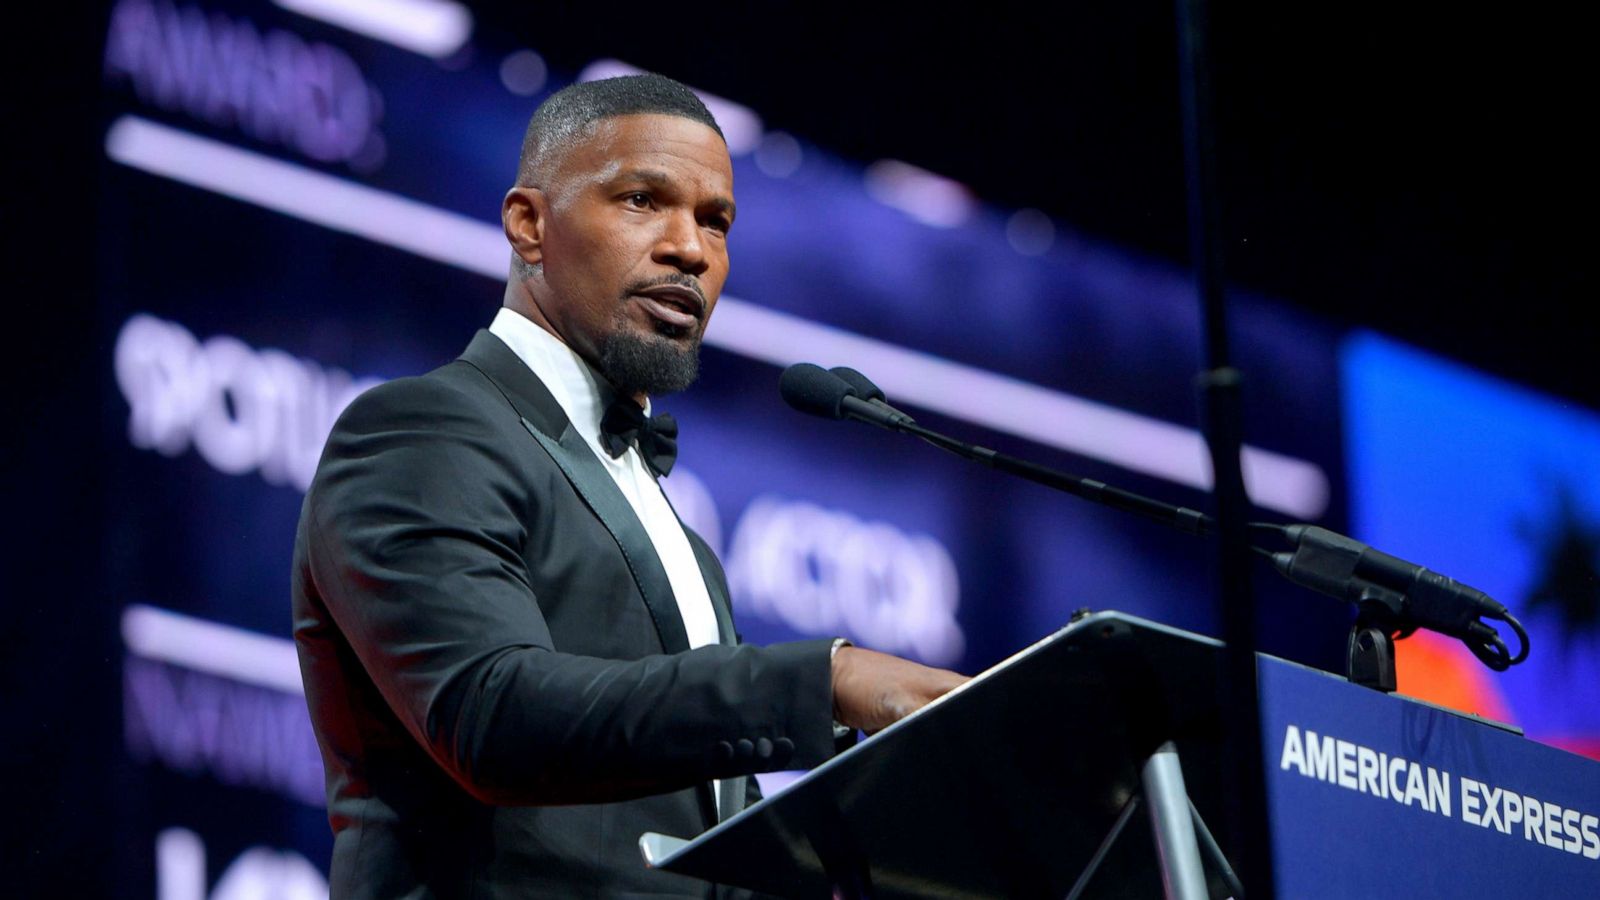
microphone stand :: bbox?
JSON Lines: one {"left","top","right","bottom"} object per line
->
{"left": 1172, "top": 0, "right": 1274, "bottom": 893}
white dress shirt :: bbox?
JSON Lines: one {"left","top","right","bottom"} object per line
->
{"left": 488, "top": 307, "right": 724, "bottom": 652}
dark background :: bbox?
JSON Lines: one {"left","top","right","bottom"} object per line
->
{"left": 6, "top": 1, "right": 1592, "bottom": 892}
{"left": 464, "top": 2, "right": 1594, "bottom": 407}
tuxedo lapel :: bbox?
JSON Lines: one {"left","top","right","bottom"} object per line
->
{"left": 458, "top": 330, "right": 691, "bottom": 656}
{"left": 519, "top": 420, "right": 690, "bottom": 655}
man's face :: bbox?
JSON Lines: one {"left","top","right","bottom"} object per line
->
{"left": 531, "top": 113, "right": 734, "bottom": 397}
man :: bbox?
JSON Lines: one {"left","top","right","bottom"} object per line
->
{"left": 292, "top": 73, "right": 965, "bottom": 898}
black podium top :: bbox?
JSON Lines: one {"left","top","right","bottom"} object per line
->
{"left": 641, "top": 612, "right": 1233, "bottom": 899}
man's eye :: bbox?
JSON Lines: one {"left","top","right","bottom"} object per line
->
{"left": 624, "top": 192, "right": 651, "bottom": 208}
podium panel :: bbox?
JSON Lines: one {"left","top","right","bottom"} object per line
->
{"left": 1261, "top": 660, "right": 1600, "bottom": 898}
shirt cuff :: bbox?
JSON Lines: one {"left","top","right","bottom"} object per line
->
{"left": 830, "top": 638, "right": 852, "bottom": 739}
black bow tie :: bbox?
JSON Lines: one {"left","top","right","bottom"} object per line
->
{"left": 599, "top": 399, "right": 678, "bottom": 477}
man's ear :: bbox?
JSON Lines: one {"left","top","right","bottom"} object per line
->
{"left": 502, "top": 186, "right": 547, "bottom": 268}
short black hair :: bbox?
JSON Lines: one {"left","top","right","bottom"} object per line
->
{"left": 515, "top": 73, "right": 724, "bottom": 187}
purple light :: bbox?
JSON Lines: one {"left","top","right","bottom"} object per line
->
{"left": 122, "top": 604, "right": 304, "bottom": 695}
{"left": 273, "top": 0, "right": 473, "bottom": 59}
{"left": 864, "top": 160, "right": 976, "bottom": 229}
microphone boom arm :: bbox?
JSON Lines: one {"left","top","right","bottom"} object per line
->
{"left": 799, "top": 366, "right": 1530, "bottom": 684}
{"left": 870, "top": 406, "right": 1213, "bottom": 536}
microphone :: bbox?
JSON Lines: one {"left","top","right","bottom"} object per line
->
{"left": 1268, "top": 525, "right": 1525, "bottom": 667}
{"left": 778, "top": 363, "right": 852, "bottom": 419}
{"left": 830, "top": 366, "right": 917, "bottom": 426}
{"left": 828, "top": 366, "right": 883, "bottom": 402}
{"left": 779, "top": 364, "right": 915, "bottom": 431}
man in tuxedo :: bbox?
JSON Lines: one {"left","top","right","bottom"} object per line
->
{"left": 292, "top": 73, "right": 965, "bottom": 898}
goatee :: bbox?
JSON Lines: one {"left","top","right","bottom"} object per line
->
{"left": 596, "top": 321, "right": 701, "bottom": 398}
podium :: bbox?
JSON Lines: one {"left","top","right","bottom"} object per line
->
{"left": 641, "top": 612, "right": 1600, "bottom": 898}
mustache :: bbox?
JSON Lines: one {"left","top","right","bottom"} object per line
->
{"left": 623, "top": 274, "right": 706, "bottom": 306}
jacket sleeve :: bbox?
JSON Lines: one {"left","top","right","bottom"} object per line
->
{"left": 303, "top": 374, "right": 838, "bottom": 806}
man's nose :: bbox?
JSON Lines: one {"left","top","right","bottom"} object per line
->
{"left": 653, "top": 210, "right": 708, "bottom": 275}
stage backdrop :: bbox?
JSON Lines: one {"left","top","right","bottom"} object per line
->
{"left": 88, "top": 1, "right": 1594, "bottom": 896}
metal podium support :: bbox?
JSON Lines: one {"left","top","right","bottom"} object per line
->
{"left": 1066, "top": 742, "right": 1243, "bottom": 900}
{"left": 1143, "top": 743, "right": 1210, "bottom": 900}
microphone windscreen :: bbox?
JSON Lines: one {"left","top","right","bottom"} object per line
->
{"left": 829, "top": 366, "right": 886, "bottom": 403}
{"left": 779, "top": 363, "right": 854, "bottom": 419}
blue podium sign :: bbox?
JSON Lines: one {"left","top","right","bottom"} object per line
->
{"left": 1260, "top": 657, "right": 1600, "bottom": 898}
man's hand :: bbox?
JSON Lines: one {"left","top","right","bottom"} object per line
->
{"left": 830, "top": 646, "right": 969, "bottom": 734}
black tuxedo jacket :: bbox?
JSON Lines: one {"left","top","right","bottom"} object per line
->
{"left": 291, "top": 330, "right": 838, "bottom": 898}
